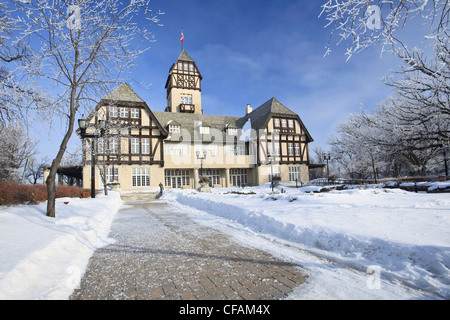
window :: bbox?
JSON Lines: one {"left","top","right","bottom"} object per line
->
{"left": 199, "top": 126, "right": 210, "bottom": 134}
{"left": 225, "top": 144, "right": 246, "bottom": 155}
{"left": 294, "top": 143, "right": 301, "bottom": 156}
{"left": 230, "top": 169, "right": 248, "bottom": 187}
{"left": 268, "top": 166, "right": 280, "bottom": 182}
{"left": 281, "top": 119, "right": 287, "bottom": 128}
{"left": 180, "top": 95, "right": 192, "bottom": 105}
{"left": 142, "top": 138, "right": 150, "bottom": 154}
{"left": 289, "top": 166, "right": 301, "bottom": 182}
{"left": 164, "top": 169, "right": 190, "bottom": 188}
{"left": 196, "top": 146, "right": 218, "bottom": 156}
{"left": 178, "top": 62, "right": 183, "bottom": 69}
{"left": 274, "top": 118, "right": 280, "bottom": 128}
{"left": 189, "top": 63, "right": 194, "bottom": 72}
{"left": 97, "top": 138, "right": 105, "bottom": 153}
{"left": 119, "top": 107, "right": 129, "bottom": 118}
{"left": 131, "top": 108, "right": 139, "bottom": 119}
{"left": 132, "top": 168, "right": 150, "bottom": 187}
{"left": 288, "top": 143, "right": 294, "bottom": 156}
{"left": 269, "top": 142, "right": 280, "bottom": 156}
{"left": 165, "top": 143, "right": 188, "bottom": 156}
{"left": 131, "top": 138, "right": 140, "bottom": 154}
{"left": 227, "top": 127, "right": 238, "bottom": 136}
{"left": 109, "top": 106, "right": 118, "bottom": 118}
{"left": 184, "top": 62, "right": 189, "bottom": 71}
{"left": 203, "top": 169, "right": 220, "bottom": 185}
{"left": 110, "top": 138, "right": 119, "bottom": 154}
{"left": 99, "top": 168, "right": 119, "bottom": 188}
{"left": 288, "top": 119, "right": 294, "bottom": 128}
{"left": 169, "top": 124, "right": 181, "bottom": 133}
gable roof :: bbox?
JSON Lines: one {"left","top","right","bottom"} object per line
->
{"left": 85, "top": 83, "right": 167, "bottom": 137}
{"left": 101, "top": 82, "right": 145, "bottom": 103}
{"left": 237, "top": 97, "right": 314, "bottom": 142}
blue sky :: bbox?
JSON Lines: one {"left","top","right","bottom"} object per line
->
{"left": 37, "top": 0, "right": 420, "bottom": 161}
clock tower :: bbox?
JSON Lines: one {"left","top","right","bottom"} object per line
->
{"left": 165, "top": 50, "right": 203, "bottom": 114}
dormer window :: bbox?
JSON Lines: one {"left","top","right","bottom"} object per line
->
{"left": 227, "top": 127, "right": 238, "bottom": 136}
{"left": 199, "top": 126, "right": 210, "bottom": 135}
{"left": 169, "top": 124, "right": 181, "bottom": 133}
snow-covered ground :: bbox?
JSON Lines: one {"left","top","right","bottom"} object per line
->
{"left": 0, "top": 183, "right": 449, "bottom": 299}
{"left": 0, "top": 192, "right": 122, "bottom": 300}
{"left": 160, "top": 184, "right": 450, "bottom": 300}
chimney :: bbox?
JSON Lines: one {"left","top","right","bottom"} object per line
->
{"left": 245, "top": 104, "right": 252, "bottom": 115}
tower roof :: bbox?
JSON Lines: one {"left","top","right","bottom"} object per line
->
{"left": 177, "top": 49, "right": 194, "bottom": 62}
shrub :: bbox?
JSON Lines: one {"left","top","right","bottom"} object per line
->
{"left": 0, "top": 181, "right": 91, "bottom": 206}
{"left": 199, "top": 176, "right": 210, "bottom": 184}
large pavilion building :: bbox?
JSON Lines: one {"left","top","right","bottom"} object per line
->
{"left": 79, "top": 49, "right": 314, "bottom": 191}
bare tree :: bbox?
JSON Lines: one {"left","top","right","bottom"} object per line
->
{"left": 26, "top": 155, "right": 50, "bottom": 184}
{"left": 320, "top": 0, "right": 449, "bottom": 60}
{"left": 0, "top": 121, "right": 37, "bottom": 181}
{"left": 8, "top": 0, "right": 161, "bottom": 217}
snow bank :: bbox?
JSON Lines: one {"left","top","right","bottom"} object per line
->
{"left": 162, "top": 186, "right": 450, "bottom": 299}
{"left": 0, "top": 192, "right": 123, "bottom": 300}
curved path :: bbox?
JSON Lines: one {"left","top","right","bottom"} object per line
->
{"left": 70, "top": 201, "right": 306, "bottom": 300}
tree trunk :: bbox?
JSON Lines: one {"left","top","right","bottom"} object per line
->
{"left": 46, "top": 91, "right": 77, "bottom": 217}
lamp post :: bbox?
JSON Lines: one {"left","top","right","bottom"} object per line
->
{"left": 78, "top": 115, "right": 107, "bottom": 198}
{"left": 323, "top": 152, "right": 331, "bottom": 185}
{"left": 196, "top": 150, "right": 207, "bottom": 179}
{"left": 439, "top": 140, "right": 449, "bottom": 177}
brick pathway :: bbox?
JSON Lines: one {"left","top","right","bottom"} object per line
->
{"left": 70, "top": 201, "right": 306, "bottom": 300}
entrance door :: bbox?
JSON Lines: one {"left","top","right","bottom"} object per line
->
{"left": 231, "top": 175, "right": 241, "bottom": 187}
{"left": 171, "top": 176, "right": 183, "bottom": 188}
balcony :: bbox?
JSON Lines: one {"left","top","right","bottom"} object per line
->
{"left": 180, "top": 104, "right": 195, "bottom": 113}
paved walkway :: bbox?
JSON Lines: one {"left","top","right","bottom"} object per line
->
{"left": 70, "top": 201, "right": 306, "bottom": 300}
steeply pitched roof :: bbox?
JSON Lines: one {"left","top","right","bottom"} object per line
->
{"left": 87, "top": 83, "right": 167, "bottom": 137}
{"left": 177, "top": 49, "right": 194, "bottom": 62}
{"left": 237, "top": 97, "right": 313, "bottom": 142}
{"left": 101, "top": 82, "right": 145, "bottom": 103}
{"left": 237, "top": 97, "right": 294, "bottom": 129}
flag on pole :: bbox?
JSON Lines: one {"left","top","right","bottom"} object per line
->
{"left": 180, "top": 28, "right": 184, "bottom": 43}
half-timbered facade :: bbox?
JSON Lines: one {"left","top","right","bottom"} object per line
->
{"left": 81, "top": 50, "right": 313, "bottom": 191}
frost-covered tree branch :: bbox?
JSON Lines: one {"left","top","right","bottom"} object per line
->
{"left": 8, "top": 0, "right": 162, "bottom": 217}
{"left": 320, "top": 0, "right": 449, "bottom": 60}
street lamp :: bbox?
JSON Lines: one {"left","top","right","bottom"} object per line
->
{"left": 323, "top": 152, "right": 331, "bottom": 185}
{"left": 196, "top": 150, "right": 207, "bottom": 179}
{"left": 78, "top": 115, "right": 107, "bottom": 198}
{"left": 439, "top": 140, "right": 449, "bottom": 177}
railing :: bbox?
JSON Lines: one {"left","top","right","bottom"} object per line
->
{"left": 180, "top": 104, "right": 195, "bottom": 113}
